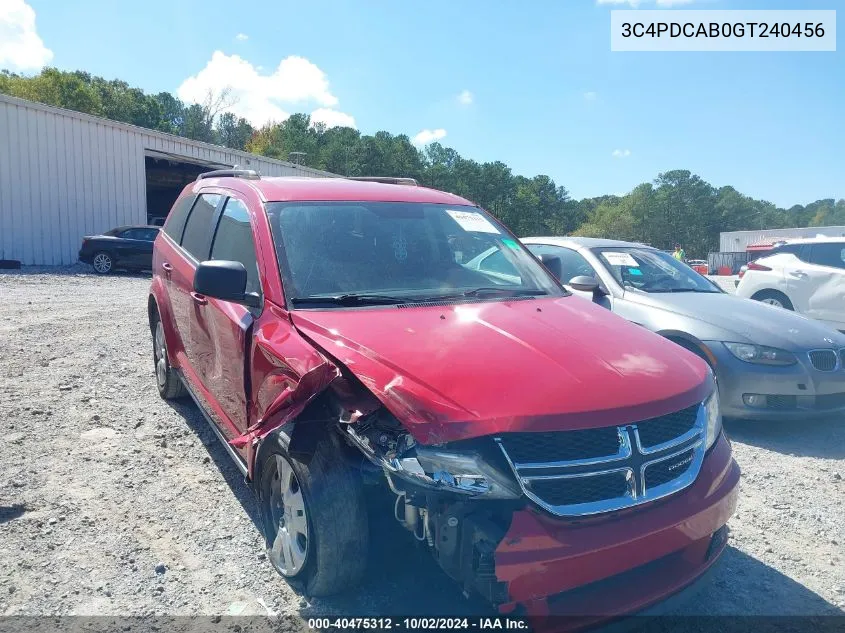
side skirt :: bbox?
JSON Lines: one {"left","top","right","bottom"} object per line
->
{"left": 175, "top": 369, "right": 250, "bottom": 479}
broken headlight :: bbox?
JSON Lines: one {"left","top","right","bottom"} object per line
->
{"left": 393, "top": 447, "right": 522, "bottom": 499}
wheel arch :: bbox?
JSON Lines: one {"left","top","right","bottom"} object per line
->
{"left": 658, "top": 330, "right": 716, "bottom": 369}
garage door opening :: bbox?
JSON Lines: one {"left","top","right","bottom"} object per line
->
{"left": 145, "top": 154, "right": 229, "bottom": 225}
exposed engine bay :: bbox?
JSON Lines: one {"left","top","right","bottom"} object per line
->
{"left": 335, "top": 403, "right": 520, "bottom": 606}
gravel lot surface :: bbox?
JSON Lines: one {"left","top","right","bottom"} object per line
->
{"left": 1, "top": 268, "right": 843, "bottom": 625}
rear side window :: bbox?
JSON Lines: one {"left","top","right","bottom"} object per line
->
{"left": 809, "top": 243, "right": 845, "bottom": 270}
{"left": 210, "top": 198, "right": 261, "bottom": 294}
{"left": 527, "top": 244, "right": 596, "bottom": 282}
{"left": 163, "top": 194, "right": 197, "bottom": 242}
{"left": 181, "top": 194, "right": 222, "bottom": 260}
{"left": 479, "top": 250, "right": 518, "bottom": 276}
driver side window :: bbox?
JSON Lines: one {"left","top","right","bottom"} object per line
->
{"left": 527, "top": 244, "right": 596, "bottom": 283}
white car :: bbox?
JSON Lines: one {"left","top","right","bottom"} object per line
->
{"left": 735, "top": 237, "right": 845, "bottom": 332}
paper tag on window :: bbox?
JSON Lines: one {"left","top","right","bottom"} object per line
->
{"left": 603, "top": 252, "right": 639, "bottom": 267}
{"left": 446, "top": 210, "right": 500, "bottom": 234}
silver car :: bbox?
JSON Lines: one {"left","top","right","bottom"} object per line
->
{"left": 508, "top": 236, "right": 845, "bottom": 421}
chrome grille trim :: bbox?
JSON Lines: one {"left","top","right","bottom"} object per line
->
{"left": 808, "top": 349, "right": 839, "bottom": 372}
{"left": 496, "top": 404, "right": 707, "bottom": 517}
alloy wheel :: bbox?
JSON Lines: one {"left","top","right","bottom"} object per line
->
{"left": 761, "top": 297, "right": 783, "bottom": 308}
{"left": 154, "top": 321, "right": 168, "bottom": 389}
{"left": 268, "top": 454, "right": 309, "bottom": 576}
{"left": 93, "top": 253, "right": 112, "bottom": 273}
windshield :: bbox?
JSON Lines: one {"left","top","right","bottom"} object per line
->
{"left": 265, "top": 202, "right": 563, "bottom": 306}
{"left": 593, "top": 247, "right": 721, "bottom": 294}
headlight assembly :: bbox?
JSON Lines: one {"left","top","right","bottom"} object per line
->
{"left": 703, "top": 385, "right": 722, "bottom": 450}
{"left": 723, "top": 342, "right": 797, "bottom": 366}
{"left": 393, "top": 447, "right": 522, "bottom": 499}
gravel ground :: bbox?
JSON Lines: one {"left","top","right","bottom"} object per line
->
{"left": 0, "top": 268, "right": 843, "bottom": 624}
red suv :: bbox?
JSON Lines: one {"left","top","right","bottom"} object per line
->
{"left": 148, "top": 171, "right": 739, "bottom": 623}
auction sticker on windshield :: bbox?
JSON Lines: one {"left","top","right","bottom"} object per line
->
{"left": 603, "top": 251, "right": 639, "bottom": 267}
{"left": 446, "top": 210, "right": 500, "bottom": 234}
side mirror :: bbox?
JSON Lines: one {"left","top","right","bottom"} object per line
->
{"left": 568, "top": 275, "right": 603, "bottom": 294}
{"left": 538, "top": 254, "right": 563, "bottom": 281}
{"left": 194, "top": 260, "right": 260, "bottom": 308}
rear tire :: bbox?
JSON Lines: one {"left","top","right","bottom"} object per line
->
{"left": 92, "top": 251, "right": 114, "bottom": 274}
{"left": 257, "top": 431, "right": 368, "bottom": 597}
{"left": 151, "top": 317, "right": 186, "bottom": 400}
{"left": 751, "top": 290, "right": 794, "bottom": 310}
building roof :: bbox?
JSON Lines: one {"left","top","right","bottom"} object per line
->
{"left": 203, "top": 176, "right": 475, "bottom": 205}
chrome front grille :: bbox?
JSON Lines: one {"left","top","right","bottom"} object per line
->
{"left": 496, "top": 404, "right": 706, "bottom": 517}
{"left": 809, "top": 349, "right": 838, "bottom": 372}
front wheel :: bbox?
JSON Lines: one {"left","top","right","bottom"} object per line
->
{"left": 752, "top": 290, "right": 794, "bottom": 310}
{"left": 258, "top": 431, "right": 368, "bottom": 596}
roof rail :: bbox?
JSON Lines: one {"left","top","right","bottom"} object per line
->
{"left": 346, "top": 176, "right": 419, "bottom": 186}
{"left": 197, "top": 169, "right": 261, "bottom": 181}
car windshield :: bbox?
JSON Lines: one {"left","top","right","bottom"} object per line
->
{"left": 593, "top": 247, "right": 721, "bottom": 294}
{"left": 265, "top": 202, "right": 563, "bottom": 306}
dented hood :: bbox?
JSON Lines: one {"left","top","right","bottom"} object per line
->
{"left": 291, "top": 296, "right": 712, "bottom": 444}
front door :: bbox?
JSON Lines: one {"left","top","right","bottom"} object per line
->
{"left": 190, "top": 196, "right": 262, "bottom": 440}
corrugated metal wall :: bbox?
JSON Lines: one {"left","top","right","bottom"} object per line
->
{"left": 0, "top": 94, "right": 337, "bottom": 265}
{"left": 719, "top": 226, "right": 845, "bottom": 252}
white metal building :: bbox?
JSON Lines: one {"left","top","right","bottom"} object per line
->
{"left": 0, "top": 94, "right": 338, "bottom": 266}
{"left": 719, "top": 225, "right": 845, "bottom": 252}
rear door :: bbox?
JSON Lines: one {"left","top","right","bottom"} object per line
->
{"left": 190, "top": 196, "right": 261, "bottom": 441}
{"left": 784, "top": 245, "right": 822, "bottom": 315}
{"left": 169, "top": 192, "right": 223, "bottom": 383}
{"left": 118, "top": 228, "right": 156, "bottom": 268}
{"left": 794, "top": 243, "right": 845, "bottom": 329}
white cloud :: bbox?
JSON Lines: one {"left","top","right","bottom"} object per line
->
{"left": 612, "top": 149, "right": 632, "bottom": 158}
{"left": 0, "top": 0, "right": 53, "bottom": 72}
{"left": 584, "top": 91, "right": 597, "bottom": 101}
{"left": 178, "top": 51, "right": 349, "bottom": 126}
{"left": 457, "top": 89, "right": 473, "bottom": 106}
{"left": 655, "top": 0, "right": 694, "bottom": 5}
{"left": 310, "top": 107, "right": 356, "bottom": 129}
{"left": 412, "top": 128, "right": 447, "bottom": 146}
{"left": 235, "top": 33, "right": 249, "bottom": 41}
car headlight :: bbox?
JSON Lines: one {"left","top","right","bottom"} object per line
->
{"left": 393, "top": 447, "right": 522, "bottom": 499}
{"left": 723, "top": 342, "right": 797, "bottom": 366}
{"left": 703, "top": 385, "right": 722, "bottom": 450}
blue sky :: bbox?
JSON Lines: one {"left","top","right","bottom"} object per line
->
{"left": 7, "top": 0, "right": 844, "bottom": 207}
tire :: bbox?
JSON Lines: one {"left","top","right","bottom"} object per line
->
{"left": 257, "top": 430, "right": 368, "bottom": 597}
{"left": 751, "top": 290, "right": 794, "bottom": 311}
{"left": 92, "top": 251, "right": 114, "bottom": 274}
{"left": 151, "top": 316, "right": 186, "bottom": 400}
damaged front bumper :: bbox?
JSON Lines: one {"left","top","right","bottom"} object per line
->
{"left": 495, "top": 433, "right": 739, "bottom": 627}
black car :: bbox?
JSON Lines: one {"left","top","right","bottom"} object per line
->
{"left": 78, "top": 225, "right": 160, "bottom": 274}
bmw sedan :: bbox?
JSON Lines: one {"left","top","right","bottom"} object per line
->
{"left": 513, "top": 236, "right": 845, "bottom": 421}
{"left": 78, "top": 225, "right": 160, "bottom": 274}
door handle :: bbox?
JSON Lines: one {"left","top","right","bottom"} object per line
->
{"left": 190, "top": 292, "right": 208, "bottom": 306}
{"left": 789, "top": 270, "right": 807, "bottom": 278}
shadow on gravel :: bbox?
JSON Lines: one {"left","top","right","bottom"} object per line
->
{"left": 164, "top": 398, "right": 261, "bottom": 528}
{"left": 725, "top": 415, "right": 845, "bottom": 459}
{"left": 678, "top": 545, "right": 844, "bottom": 616}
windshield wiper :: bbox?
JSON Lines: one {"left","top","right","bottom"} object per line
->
{"left": 647, "top": 288, "right": 716, "bottom": 294}
{"left": 290, "top": 293, "right": 406, "bottom": 306}
{"left": 458, "top": 287, "right": 548, "bottom": 298}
